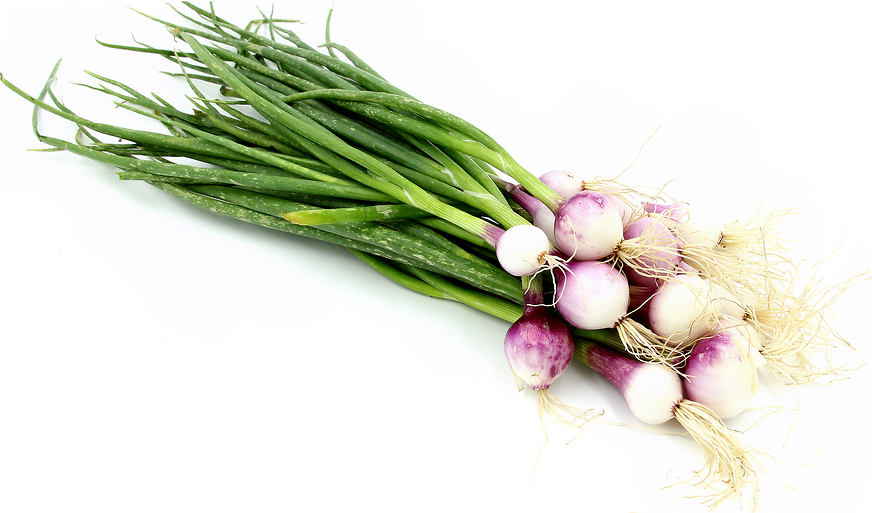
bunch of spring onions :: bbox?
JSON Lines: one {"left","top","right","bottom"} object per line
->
{"left": 2, "top": 3, "right": 865, "bottom": 511}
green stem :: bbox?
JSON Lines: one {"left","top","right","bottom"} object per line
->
{"left": 415, "top": 217, "right": 495, "bottom": 249}
{"left": 36, "top": 135, "right": 394, "bottom": 203}
{"left": 275, "top": 89, "right": 563, "bottom": 211}
{"left": 382, "top": 220, "right": 489, "bottom": 267}
{"left": 222, "top": 60, "right": 526, "bottom": 228}
{"left": 321, "top": 42, "right": 386, "bottom": 80}
{"left": 1, "top": 74, "right": 263, "bottom": 165}
{"left": 350, "top": 250, "right": 449, "bottom": 300}
{"left": 176, "top": 2, "right": 410, "bottom": 97}
{"left": 282, "top": 204, "right": 429, "bottom": 225}
{"left": 399, "top": 264, "right": 524, "bottom": 323}
{"left": 188, "top": 185, "right": 521, "bottom": 303}
{"left": 113, "top": 101, "right": 357, "bottom": 186}
{"left": 179, "top": 32, "right": 505, "bottom": 245}
{"left": 145, "top": 181, "right": 428, "bottom": 265}
{"left": 97, "top": 25, "right": 526, "bottom": 229}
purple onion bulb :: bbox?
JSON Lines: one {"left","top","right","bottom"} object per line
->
{"left": 553, "top": 191, "right": 624, "bottom": 260}
{"left": 504, "top": 307, "right": 575, "bottom": 390}
{"left": 621, "top": 214, "right": 682, "bottom": 287}
{"left": 539, "top": 170, "right": 584, "bottom": 199}
{"left": 684, "top": 331, "right": 759, "bottom": 420}
{"left": 555, "top": 260, "right": 629, "bottom": 330}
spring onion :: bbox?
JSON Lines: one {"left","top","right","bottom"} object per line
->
{"left": 1, "top": 3, "right": 866, "bottom": 512}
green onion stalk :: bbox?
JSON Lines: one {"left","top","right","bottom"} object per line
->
{"left": 0, "top": 2, "right": 583, "bottom": 314}
{"left": 0, "top": 5, "right": 782, "bottom": 510}
{"left": 0, "top": 0, "right": 634, "bottom": 342}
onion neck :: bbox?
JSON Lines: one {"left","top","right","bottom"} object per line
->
{"left": 521, "top": 274, "right": 546, "bottom": 315}
{"left": 574, "top": 339, "right": 643, "bottom": 394}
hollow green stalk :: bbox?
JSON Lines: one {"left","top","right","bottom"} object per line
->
{"left": 398, "top": 264, "right": 524, "bottom": 323}
{"left": 176, "top": 2, "right": 410, "bottom": 96}
{"left": 179, "top": 32, "right": 509, "bottom": 245}
{"left": 97, "top": 26, "right": 524, "bottom": 227}
{"left": 200, "top": 54, "right": 524, "bottom": 227}
{"left": 187, "top": 185, "right": 521, "bottom": 302}
{"left": 276, "top": 89, "right": 563, "bottom": 211}
{"left": 282, "top": 204, "right": 429, "bottom": 225}
{"left": 349, "top": 250, "right": 449, "bottom": 300}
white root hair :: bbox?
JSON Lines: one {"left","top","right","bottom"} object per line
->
{"left": 719, "top": 204, "right": 800, "bottom": 260}
{"left": 610, "top": 212, "right": 684, "bottom": 284}
{"left": 647, "top": 270, "right": 723, "bottom": 349}
{"left": 529, "top": 252, "right": 576, "bottom": 308}
{"left": 679, "top": 243, "right": 785, "bottom": 308}
{"left": 671, "top": 399, "right": 764, "bottom": 512}
{"left": 748, "top": 262, "right": 870, "bottom": 385}
{"left": 614, "top": 317, "right": 690, "bottom": 373}
{"left": 643, "top": 202, "right": 794, "bottom": 305}
{"left": 530, "top": 388, "right": 602, "bottom": 482}
{"left": 535, "top": 388, "right": 602, "bottom": 444}
{"left": 582, "top": 125, "right": 670, "bottom": 214}
{"left": 537, "top": 388, "right": 602, "bottom": 431}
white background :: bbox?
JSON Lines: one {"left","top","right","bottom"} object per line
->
{"left": 1, "top": 1, "right": 870, "bottom": 512}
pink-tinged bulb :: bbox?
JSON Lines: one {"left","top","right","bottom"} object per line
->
{"left": 504, "top": 185, "right": 557, "bottom": 244}
{"left": 553, "top": 191, "right": 624, "bottom": 260}
{"left": 645, "top": 200, "right": 722, "bottom": 248}
{"left": 602, "top": 192, "right": 637, "bottom": 227}
{"left": 622, "top": 214, "right": 682, "bottom": 287}
{"left": 684, "top": 332, "right": 759, "bottom": 420}
{"left": 539, "top": 170, "right": 584, "bottom": 199}
{"left": 646, "top": 274, "right": 715, "bottom": 346}
{"left": 582, "top": 343, "right": 683, "bottom": 425}
{"left": 713, "top": 316, "right": 765, "bottom": 365}
{"left": 504, "top": 308, "right": 575, "bottom": 390}
{"left": 555, "top": 260, "right": 629, "bottom": 330}
{"left": 530, "top": 207, "right": 556, "bottom": 246}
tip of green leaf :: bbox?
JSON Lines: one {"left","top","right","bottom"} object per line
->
{"left": 281, "top": 211, "right": 308, "bottom": 225}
